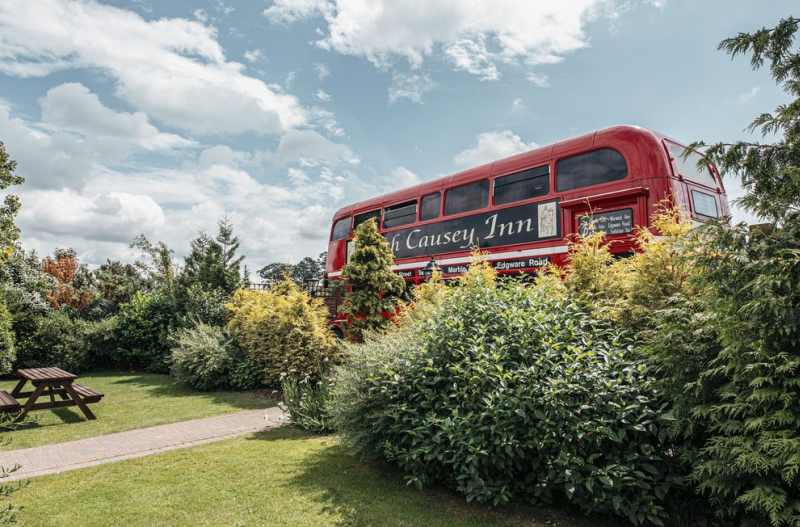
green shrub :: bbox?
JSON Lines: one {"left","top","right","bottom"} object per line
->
{"left": 177, "top": 284, "right": 228, "bottom": 327}
{"left": 0, "top": 298, "right": 14, "bottom": 375}
{"left": 281, "top": 376, "right": 333, "bottom": 433}
{"left": 18, "top": 310, "right": 91, "bottom": 372}
{"left": 170, "top": 323, "right": 235, "bottom": 391}
{"left": 226, "top": 280, "right": 339, "bottom": 387}
{"left": 114, "top": 289, "right": 179, "bottom": 372}
{"left": 330, "top": 269, "right": 678, "bottom": 525}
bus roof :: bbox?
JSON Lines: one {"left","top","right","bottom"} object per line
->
{"left": 332, "top": 124, "right": 675, "bottom": 221}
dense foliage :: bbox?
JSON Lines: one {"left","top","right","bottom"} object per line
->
{"left": 281, "top": 377, "right": 333, "bottom": 433}
{"left": 330, "top": 264, "right": 679, "bottom": 525}
{"left": 226, "top": 281, "right": 338, "bottom": 387}
{"left": 341, "top": 219, "right": 404, "bottom": 339}
{"left": 0, "top": 141, "right": 24, "bottom": 262}
{"left": 0, "top": 298, "right": 14, "bottom": 375}
{"left": 113, "top": 290, "right": 179, "bottom": 372}
{"left": 170, "top": 323, "right": 236, "bottom": 391}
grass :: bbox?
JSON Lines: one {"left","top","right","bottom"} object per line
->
{"left": 13, "top": 427, "right": 611, "bottom": 527}
{"left": 0, "top": 371, "right": 275, "bottom": 449}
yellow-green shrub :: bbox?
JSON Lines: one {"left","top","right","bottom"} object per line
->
{"left": 226, "top": 279, "right": 338, "bottom": 386}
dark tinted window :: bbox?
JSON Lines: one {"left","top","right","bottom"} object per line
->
{"left": 420, "top": 193, "right": 440, "bottom": 221}
{"left": 383, "top": 200, "right": 417, "bottom": 228}
{"left": 556, "top": 149, "right": 627, "bottom": 191}
{"left": 354, "top": 209, "right": 381, "bottom": 229}
{"left": 444, "top": 180, "right": 489, "bottom": 215}
{"left": 692, "top": 190, "right": 719, "bottom": 218}
{"left": 331, "top": 217, "right": 350, "bottom": 241}
{"left": 494, "top": 165, "right": 549, "bottom": 205}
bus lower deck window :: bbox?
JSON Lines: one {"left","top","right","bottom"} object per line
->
{"left": 692, "top": 190, "right": 719, "bottom": 218}
{"left": 556, "top": 148, "right": 627, "bottom": 192}
{"left": 445, "top": 180, "right": 489, "bottom": 215}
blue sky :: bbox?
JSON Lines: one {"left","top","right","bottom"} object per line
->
{"left": 0, "top": 0, "right": 794, "bottom": 270}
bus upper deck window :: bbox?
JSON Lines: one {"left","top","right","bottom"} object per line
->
{"left": 556, "top": 148, "right": 627, "bottom": 192}
{"left": 494, "top": 165, "right": 549, "bottom": 205}
{"left": 667, "top": 141, "right": 717, "bottom": 189}
{"left": 444, "top": 180, "right": 489, "bottom": 215}
{"left": 354, "top": 209, "right": 381, "bottom": 229}
{"left": 331, "top": 217, "right": 351, "bottom": 240}
{"left": 420, "top": 193, "right": 440, "bottom": 221}
{"left": 383, "top": 200, "right": 417, "bottom": 228}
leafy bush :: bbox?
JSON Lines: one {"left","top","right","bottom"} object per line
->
{"left": 226, "top": 280, "right": 338, "bottom": 386}
{"left": 18, "top": 310, "right": 91, "bottom": 372}
{"left": 170, "top": 323, "right": 235, "bottom": 391}
{"left": 114, "top": 289, "right": 179, "bottom": 372}
{"left": 177, "top": 284, "right": 228, "bottom": 327}
{"left": 0, "top": 298, "right": 14, "bottom": 375}
{"left": 330, "top": 265, "right": 678, "bottom": 525}
{"left": 281, "top": 376, "right": 333, "bottom": 433}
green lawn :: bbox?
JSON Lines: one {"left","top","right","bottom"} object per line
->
{"left": 13, "top": 427, "right": 611, "bottom": 527}
{"left": 1, "top": 371, "right": 275, "bottom": 449}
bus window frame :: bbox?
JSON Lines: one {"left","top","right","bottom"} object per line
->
{"left": 555, "top": 147, "right": 628, "bottom": 193}
{"left": 443, "top": 179, "right": 490, "bottom": 217}
{"left": 330, "top": 216, "right": 352, "bottom": 241}
{"left": 382, "top": 199, "right": 419, "bottom": 229}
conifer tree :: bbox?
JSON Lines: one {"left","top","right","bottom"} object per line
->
{"left": 341, "top": 218, "right": 405, "bottom": 339}
{"left": 0, "top": 141, "right": 24, "bottom": 262}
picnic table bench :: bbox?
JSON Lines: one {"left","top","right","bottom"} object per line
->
{"left": 0, "top": 367, "right": 103, "bottom": 421}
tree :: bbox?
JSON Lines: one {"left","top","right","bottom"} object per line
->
{"left": 291, "top": 256, "right": 323, "bottom": 285}
{"left": 41, "top": 248, "right": 93, "bottom": 311}
{"left": 0, "top": 142, "right": 24, "bottom": 262}
{"left": 257, "top": 262, "right": 293, "bottom": 282}
{"left": 341, "top": 219, "right": 405, "bottom": 339}
{"left": 681, "top": 17, "right": 800, "bottom": 525}
{"left": 180, "top": 219, "right": 244, "bottom": 295}
{"left": 131, "top": 235, "right": 177, "bottom": 290}
{"left": 692, "top": 17, "right": 800, "bottom": 222}
{"left": 91, "top": 259, "right": 150, "bottom": 316}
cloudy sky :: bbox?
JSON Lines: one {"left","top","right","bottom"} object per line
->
{"left": 0, "top": 0, "right": 793, "bottom": 270}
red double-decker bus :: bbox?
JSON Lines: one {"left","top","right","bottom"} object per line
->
{"left": 325, "top": 124, "right": 728, "bottom": 298}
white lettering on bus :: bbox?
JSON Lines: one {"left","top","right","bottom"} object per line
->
{"left": 484, "top": 214, "right": 535, "bottom": 240}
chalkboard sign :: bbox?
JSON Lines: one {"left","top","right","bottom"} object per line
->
{"left": 579, "top": 208, "right": 633, "bottom": 236}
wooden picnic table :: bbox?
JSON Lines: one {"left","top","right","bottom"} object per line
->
{"left": 0, "top": 367, "right": 103, "bottom": 421}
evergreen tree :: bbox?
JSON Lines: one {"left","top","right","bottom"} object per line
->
{"left": 130, "top": 235, "right": 177, "bottom": 290}
{"left": 341, "top": 218, "right": 405, "bottom": 339}
{"left": 685, "top": 16, "right": 800, "bottom": 525}
{"left": 692, "top": 16, "right": 800, "bottom": 222}
{"left": 181, "top": 219, "right": 244, "bottom": 295}
{"left": 0, "top": 141, "right": 24, "bottom": 262}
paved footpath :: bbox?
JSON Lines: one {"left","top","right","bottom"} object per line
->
{"left": 0, "top": 407, "right": 287, "bottom": 481}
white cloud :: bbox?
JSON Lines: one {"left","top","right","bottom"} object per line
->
{"left": 316, "top": 89, "right": 332, "bottom": 102}
{"left": 526, "top": 72, "right": 550, "bottom": 87}
{"left": 445, "top": 34, "right": 499, "bottom": 81}
{"left": 738, "top": 86, "right": 760, "bottom": 103}
{"left": 315, "top": 63, "right": 331, "bottom": 80}
{"left": 389, "top": 71, "right": 436, "bottom": 103}
{"left": 40, "top": 83, "right": 194, "bottom": 151}
{"left": 193, "top": 8, "right": 209, "bottom": 22}
{"left": 266, "top": 0, "right": 625, "bottom": 78}
{"left": 512, "top": 97, "right": 526, "bottom": 112}
{"left": 453, "top": 130, "right": 537, "bottom": 168}
{"left": 244, "top": 49, "right": 264, "bottom": 63}
{"left": 274, "top": 129, "right": 358, "bottom": 166}
{"left": 19, "top": 189, "right": 166, "bottom": 244}
{"left": 0, "top": 0, "right": 307, "bottom": 136}
{"left": 264, "top": 0, "right": 332, "bottom": 24}
{"left": 387, "top": 166, "right": 420, "bottom": 191}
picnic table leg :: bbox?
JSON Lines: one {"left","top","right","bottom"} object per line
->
{"left": 63, "top": 382, "right": 96, "bottom": 421}
{"left": 16, "top": 382, "right": 47, "bottom": 421}
{"left": 10, "top": 379, "right": 26, "bottom": 397}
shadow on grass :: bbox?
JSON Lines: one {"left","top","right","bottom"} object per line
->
{"left": 248, "top": 427, "right": 615, "bottom": 527}
{"left": 94, "top": 370, "right": 278, "bottom": 410}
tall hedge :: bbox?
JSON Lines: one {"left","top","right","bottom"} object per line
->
{"left": 329, "top": 267, "right": 678, "bottom": 525}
